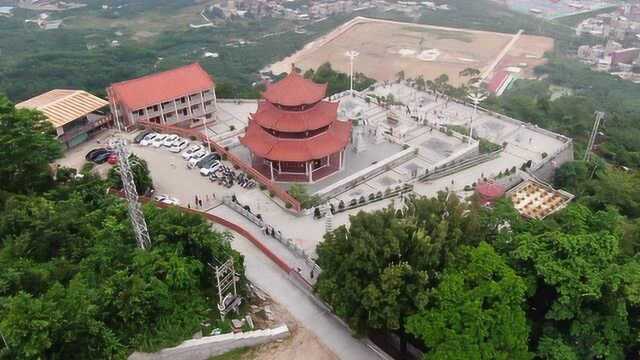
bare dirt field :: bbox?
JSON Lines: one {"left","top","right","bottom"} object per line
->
{"left": 271, "top": 17, "right": 553, "bottom": 85}
{"left": 500, "top": 34, "right": 555, "bottom": 76}
{"left": 239, "top": 302, "right": 338, "bottom": 360}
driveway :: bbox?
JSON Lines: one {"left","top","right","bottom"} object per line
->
{"left": 216, "top": 223, "right": 385, "bottom": 360}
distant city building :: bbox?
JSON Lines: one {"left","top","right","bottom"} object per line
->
{"left": 240, "top": 69, "right": 351, "bottom": 182}
{"left": 16, "top": 90, "right": 110, "bottom": 148}
{"left": 0, "top": 6, "right": 14, "bottom": 17}
{"left": 611, "top": 48, "right": 640, "bottom": 66}
{"left": 107, "top": 63, "right": 217, "bottom": 129}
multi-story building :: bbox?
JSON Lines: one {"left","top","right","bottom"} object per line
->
{"left": 16, "top": 89, "right": 110, "bottom": 148}
{"left": 107, "top": 63, "right": 217, "bottom": 129}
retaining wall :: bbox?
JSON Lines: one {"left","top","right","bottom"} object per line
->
{"left": 530, "top": 141, "right": 574, "bottom": 182}
{"left": 313, "top": 146, "right": 418, "bottom": 199}
{"left": 129, "top": 325, "right": 289, "bottom": 360}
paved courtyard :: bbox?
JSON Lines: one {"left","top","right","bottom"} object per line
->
{"left": 57, "top": 81, "right": 571, "bottom": 271}
{"left": 230, "top": 128, "right": 405, "bottom": 193}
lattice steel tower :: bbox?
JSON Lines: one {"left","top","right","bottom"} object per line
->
{"left": 113, "top": 138, "right": 151, "bottom": 250}
{"left": 584, "top": 111, "right": 605, "bottom": 162}
{"left": 108, "top": 87, "right": 151, "bottom": 250}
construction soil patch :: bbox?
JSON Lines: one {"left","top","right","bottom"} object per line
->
{"left": 271, "top": 17, "right": 553, "bottom": 85}
{"left": 240, "top": 302, "right": 337, "bottom": 360}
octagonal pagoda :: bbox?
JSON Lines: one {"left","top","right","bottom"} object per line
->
{"left": 240, "top": 70, "right": 351, "bottom": 183}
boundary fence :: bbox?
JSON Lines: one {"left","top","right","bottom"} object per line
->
{"left": 109, "top": 189, "right": 303, "bottom": 283}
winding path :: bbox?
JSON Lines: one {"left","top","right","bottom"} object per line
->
{"left": 223, "top": 224, "right": 385, "bottom": 360}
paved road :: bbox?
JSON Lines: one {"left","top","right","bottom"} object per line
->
{"left": 214, "top": 223, "right": 383, "bottom": 360}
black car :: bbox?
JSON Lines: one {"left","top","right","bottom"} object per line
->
{"left": 85, "top": 148, "right": 108, "bottom": 161}
{"left": 195, "top": 153, "right": 221, "bottom": 168}
{"left": 92, "top": 151, "right": 113, "bottom": 164}
{"left": 134, "top": 129, "right": 152, "bottom": 144}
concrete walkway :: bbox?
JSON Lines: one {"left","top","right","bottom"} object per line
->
{"left": 212, "top": 223, "right": 384, "bottom": 360}
{"left": 209, "top": 205, "right": 318, "bottom": 285}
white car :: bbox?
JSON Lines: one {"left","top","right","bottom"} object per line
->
{"left": 140, "top": 133, "right": 158, "bottom": 146}
{"left": 154, "top": 194, "right": 180, "bottom": 206}
{"left": 162, "top": 134, "right": 179, "bottom": 147}
{"left": 199, "top": 160, "right": 221, "bottom": 176}
{"left": 152, "top": 134, "right": 168, "bottom": 147}
{"left": 182, "top": 145, "right": 203, "bottom": 160}
{"left": 169, "top": 139, "right": 189, "bottom": 153}
{"left": 187, "top": 150, "right": 208, "bottom": 167}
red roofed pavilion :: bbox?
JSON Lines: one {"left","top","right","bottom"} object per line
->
{"left": 241, "top": 70, "right": 351, "bottom": 182}
{"left": 107, "top": 63, "right": 217, "bottom": 128}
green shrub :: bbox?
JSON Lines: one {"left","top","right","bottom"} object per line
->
{"left": 81, "top": 162, "right": 95, "bottom": 173}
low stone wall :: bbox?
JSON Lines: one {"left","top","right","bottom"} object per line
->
{"left": 129, "top": 325, "right": 289, "bottom": 360}
{"left": 530, "top": 141, "right": 574, "bottom": 182}
{"left": 313, "top": 146, "right": 418, "bottom": 199}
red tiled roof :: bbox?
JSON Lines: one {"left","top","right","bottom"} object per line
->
{"left": 108, "top": 63, "right": 214, "bottom": 110}
{"left": 241, "top": 120, "right": 351, "bottom": 162}
{"left": 476, "top": 182, "right": 505, "bottom": 199}
{"left": 262, "top": 71, "right": 327, "bottom": 107}
{"left": 486, "top": 71, "right": 510, "bottom": 94}
{"left": 252, "top": 100, "right": 338, "bottom": 132}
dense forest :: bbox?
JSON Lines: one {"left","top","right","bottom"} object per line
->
{"left": 316, "top": 166, "right": 640, "bottom": 358}
{"left": 0, "top": 0, "right": 582, "bottom": 103}
{"left": 0, "top": 96, "right": 244, "bottom": 359}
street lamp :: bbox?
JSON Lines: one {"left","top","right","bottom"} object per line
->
{"left": 345, "top": 50, "right": 360, "bottom": 96}
{"left": 466, "top": 87, "right": 487, "bottom": 140}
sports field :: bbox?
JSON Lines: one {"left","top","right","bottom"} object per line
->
{"left": 270, "top": 17, "right": 554, "bottom": 86}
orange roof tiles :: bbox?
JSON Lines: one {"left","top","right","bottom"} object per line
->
{"left": 262, "top": 71, "right": 327, "bottom": 106}
{"left": 252, "top": 100, "right": 338, "bottom": 132}
{"left": 108, "top": 63, "right": 214, "bottom": 110}
{"left": 241, "top": 120, "right": 351, "bottom": 162}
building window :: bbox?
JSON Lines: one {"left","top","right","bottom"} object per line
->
{"left": 191, "top": 104, "right": 200, "bottom": 111}
{"left": 180, "top": 97, "right": 186, "bottom": 104}
{"left": 153, "top": 105, "right": 159, "bottom": 112}
{"left": 138, "top": 109, "right": 144, "bottom": 116}
{"left": 205, "top": 113, "right": 212, "bottom": 119}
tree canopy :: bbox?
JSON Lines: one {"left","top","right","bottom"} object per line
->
{"left": 108, "top": 153, "right": 154, "bottom": 195}
{"left": 317, "top": 191, "right": 640, "bottom": 359}
{"left": 407, "top": 242, "right": 531, "bottom": 360}
{"left": 0, "top": 177, "right": 244, "bottom": 359}
{"left": 0, "top": 96, "right": 62, "bottom": 194}
{"left": 0, "top": 96, "right": 244, "bottom": 359}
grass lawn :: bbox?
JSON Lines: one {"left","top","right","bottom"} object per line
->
{"left": 208, "top": 347, "right": 253, "bottom": 360}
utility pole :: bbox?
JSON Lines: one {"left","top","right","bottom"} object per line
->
{"left": 584, "top": 111, "right": 605, "bottom": 162}
{"left": 345, "top": 50, "right": 359, "bottom": 95}
{"left": 107, "top": 88, "right": 152, "bottom": 250}
{"left": 0, "top": 329, "right": 8, "bottom": 351}
{"left": 466, "top": 87, "right": 487, "bottom": 140}
{"left": 213, "top": 259, "right": 241, "bottom": 319}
